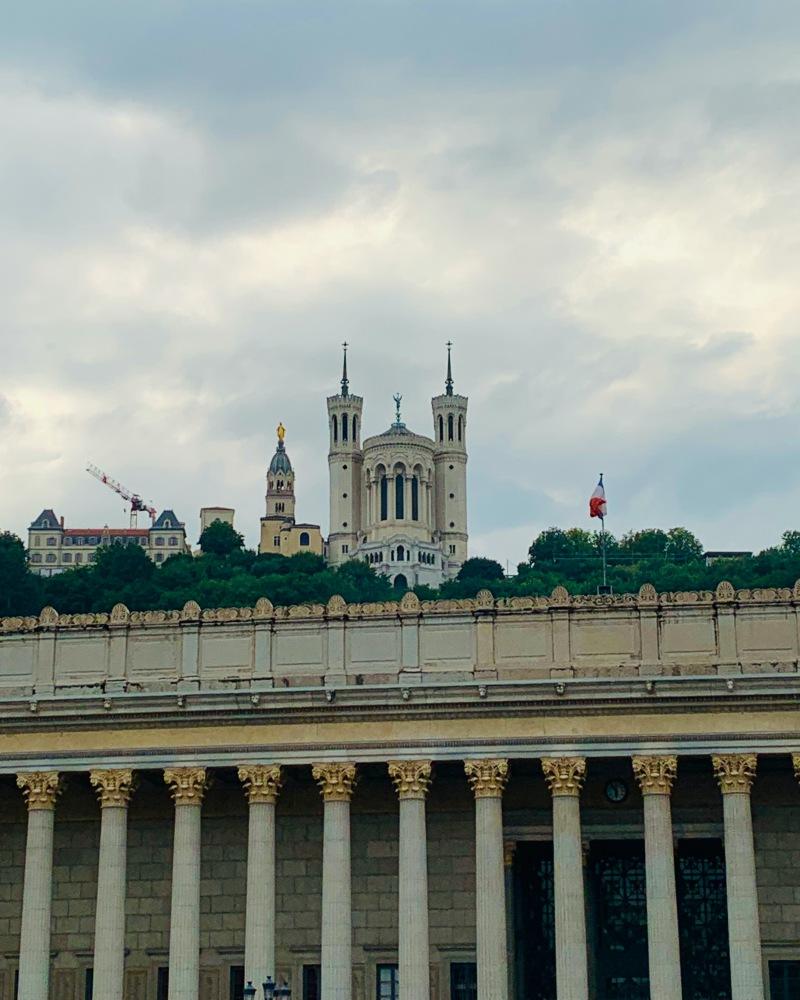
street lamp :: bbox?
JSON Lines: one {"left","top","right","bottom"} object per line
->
{"left": 274, "top": 983, "right": 292, "bottom": 999}
{"left": 262, "top": 979, "right": 275, "bottom": 1000}
{"left": 243, "top": 984, "right": 257, "bottom": 1000}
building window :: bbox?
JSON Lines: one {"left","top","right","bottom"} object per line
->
{"left": 229, "top": 965, "right": 244, "bottom": 1000}
{"left": 397, "top": 544, "right": 405, "bottom": 561}
{"left": 332, "top": 414, "right": 338, "bottom": 443}
{"left": 33, "top": 536, "right": 41, "bottom": 546}
{"left": 155, "top": 537, "right": 165, "bottom": 546}
{"left": 342, "top": 411, "right": 349, "bottom": 441}
{"left": 438, "top": 414, "right": 444, "bottom": 440}
{"left": 157, "top": 968, "right": 169, "bottom": 1000}
{"left": 46, "top": 553, "right": 56, "bottom": 563}
{"left": 450, "top": 962, "right": 476, "bottom": 1000}
{"left": 411, "top": 476, "right": 419, "bottom": 520}
{"left": 342, "top": 544, "right": 349, "bottom": 554}
{"left": 380, "top": 476, "right": 388, "bottom": 520}
{"left": 84, "top": 968, "right": 93, "bottom": 1000}
{"left": 31, "top": 553, "right": 42, "bottom": 563}
{"left": 300, "top": 531, "right": 310, "bottom": 546}
{"left": 303, "top": 964, "right": 321, "bottom": 1000}
{"left": 448, "top": 413, "right": 454, "bottom": 441}
{"left": 75, "top": 553, "right": 83, "bottom": 564}
{"left": 168, "top": 536, "right": 178, "bottom": 546}
{"left": 449, "top": 544, "right": 456, "bottom": 555}
{"left": 352, "top": 415, "right": 358, "bottom": 442}
{"left": 62, "top": 553, "right": 72, "bottom": 563}
{"left": 458, "top": 414, "right": 463, "bottom": 441}
{"left": 395, "top": 474, "right": 404, "bottom": 519}
{"left": 47, "top": 537, "right": 56, "bottom": 546}
{"left": 155, "top": 553, "right": 164, "bottom": 562}
{"left": 769, "top": 960, "right": 800, "bottom": 999}
{"left": 274, "top": 536, "right": 281, "bottom": 546}
{"left": 276, "top": 502, "right": 285, "bottom": 512}
{"left": 376, "top": 964, "right": 399, "bottom": 1000}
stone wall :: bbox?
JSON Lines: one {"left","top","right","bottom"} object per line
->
{"left": 1, "top": 582, "right": 799, "bottom": 696}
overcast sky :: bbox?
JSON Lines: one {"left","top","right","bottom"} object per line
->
{"left": 1, "top": 2, "right": 799, "bottom": 568}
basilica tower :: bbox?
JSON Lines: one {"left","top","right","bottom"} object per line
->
{"left": 432, "top": 343, "right": 468, "bottom": 568}
{"left": 326, "top": 344, "right": 363, "bottom": 565}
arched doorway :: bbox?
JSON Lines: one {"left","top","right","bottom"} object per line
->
{"left": 393, "top": 573, "right": 408, "bottom": 592}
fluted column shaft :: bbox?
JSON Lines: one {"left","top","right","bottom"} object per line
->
{"left": 389, "top": 761, "right": 433, "bottom": 1000}
{"left": 633, "top": 756, "right": 681, "bottom": 1000}
{"left": 314, "top": 764, "right": 357, "bottom": 1000}
{"left": 713, "top": 754, "right": 764, "bottom": 1000}
{"left": 16, "top": 773, "right": 62, "bottom": 1000}
{"left": 239, "top": 765, "right": 283, "bottom": 988}
{"left": 165, "top": 768, "right": 208, "bottom": 1000}
{"left": 465, "top": 760, "right": 509, "bottom": 1000}
{"left": 91, "top": 770, "right": 135, "bottom": 1000}
{"left": 542, "top": 758, "right": 588, "bottom": 1000}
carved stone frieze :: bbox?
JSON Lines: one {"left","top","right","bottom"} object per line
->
{"left": 464, "top": 758, "right": 509, "bottom": 798}
{"left": 632, "top": 754, "right": 677, "bottom": 795}
{"left": 17, "top": 771, "right": 62, "bottom": 810}
{"left": 90, "top": 768, "right": 136, "bottom": 807}
{"left": 388, "top": 760, "right": 433, "bottom": 799}
{"left": 312, "top": 762, "right": 357, "bottom": 801}
{"left": 238, "top": 764, "right": 283, "bottom": 804}
{"left": 542, "top": 756, "right": 587, "bottom": 797}
{"left": 712, "top": 753, "right": 757, "bottom": 793}
{"left": 164, "top": 766, "right": 208, "bottom": 805}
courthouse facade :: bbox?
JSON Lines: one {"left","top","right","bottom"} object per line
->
{"left": 0, "top": 582, "right": 799, "bottom": 1000}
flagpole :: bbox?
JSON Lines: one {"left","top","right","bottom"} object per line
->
{"left": 600, "top": 472, "right": 608, "bottom": 592}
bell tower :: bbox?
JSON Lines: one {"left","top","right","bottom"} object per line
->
{"left": 432, "top": 342, "right": 468, "bottom": 572}
{"left": 327, "top": 343, "right": 363, "bottom": 564}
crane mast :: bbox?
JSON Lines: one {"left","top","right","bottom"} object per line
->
{"left": 86, "top": 463, "right": 157, "bottom": 528}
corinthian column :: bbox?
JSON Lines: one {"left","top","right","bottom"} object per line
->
{"left": 313, "top": 763, "right": 357, "bottom": 1000}
{"left": 464, "top": 759, "right": 510, "bottom": 1000}
{"left": 90, "top": 769, "right": 136, "bottom": 1000}
{"left": 164, "top": 767, "right": 208, "bottom": 1000}
{"left": 238, "top": 765, "right": 283, "bottom": 988}
{"left": 16, "top": 772, "right": 62, "bottom": 1000}
{"left": 542, "top": 757, "right": 588, "bottom": 1000}
{"left": 713, "top": 754, "right": 765, "bottom": 1000}
{"left": 632, "top": 755, "right": 681, "bottom": 1000}
{"left": 389, "top": 761, "right": 433, "bottom": 1000}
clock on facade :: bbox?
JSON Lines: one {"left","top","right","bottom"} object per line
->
{"left": 605, "top": 779, "right": 628, "bottom": 803}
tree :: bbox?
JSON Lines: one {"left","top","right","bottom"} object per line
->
{"left": 199, "top": 520, "right": 245, "bottom": 556}
{"left": 457, "top": 557, "right": 505, "bottom": 583}
{"left": 529, "top": 528, "right": 596, "bottom": 566}
{"left": 664, "top": 527, "right": 704, "bottom": 563}
{"left": 0, "top": 532, "right": 42, "bottom": 615}
{"left": 781, "top": 530, "right": 800, "bottom": 556}
{"left": 618, "top": 529, "right": 669, "bottom": 560}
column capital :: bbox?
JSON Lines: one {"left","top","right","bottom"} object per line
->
{"left": 632, "top": 755, "right": 677, "bottom": 795}
{"left": 388, "top": 760, "right": 433, "bottom": 799}
{"left": 542, "top": 756, "right": 586, "bottom": 797}
{"left": 712, "top": 753, "right": 757, "bottom": 793}
{"left": 16, "top": 771, "right": 62, "bottom": 811}
{"left": 164, "top": 766, "right": 208, "bottom": 805}
{"left": 464, "top": 758, "right": 509, "bottom": 798}
{"left": 312, "top": 762, "right": 357, "bottom": 801}
{"left": 90, "top": 768, "right": 136, "bottom": 807}
{"left": 238, "top": 764, "right": 283, "bottom": 804}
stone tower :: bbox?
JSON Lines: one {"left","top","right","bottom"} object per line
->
{"left": 326, "top": 344, "right": 363, "bottom": 565}
{"left": 265, "top": 423, "right": 296, "bottom": 522}
{"left": 431, "top": 343, "right": 468, "bottom": 567}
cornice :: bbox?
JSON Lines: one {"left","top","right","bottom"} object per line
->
{"left": 3, "top": 579, "right": 799, "bottom": 636}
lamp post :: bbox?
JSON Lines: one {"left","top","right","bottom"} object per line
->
{"left": 246, "top": 974, "right": 290, "bottom": 999}
{"left": 244, "top": 984, "right": 257, "bottom": 1000}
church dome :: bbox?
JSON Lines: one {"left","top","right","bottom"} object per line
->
{"left": 269, "top": 440, "right": 293, "bottom": 475}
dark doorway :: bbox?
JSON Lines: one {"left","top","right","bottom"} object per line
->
{"left": 677, "top": 839, "right": 731, "bottom": 1000}
{"left": 514, "top": 841, "right": 556, "bottom": 1000}
{"left": 590, "top": 840, "right": 649, "bottom": 1000}
{"left": 393, "top": 574, "right": 408, "bottom": 591}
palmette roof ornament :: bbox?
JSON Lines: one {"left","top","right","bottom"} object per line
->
{"left": 712, "top": 753, "right": 757, "bottom": 793}
{"left": 109, "top": 603, "right": 130, "bottom": 626}
{"left": 464, "top": 758, "right": 509, "bottom": 798}
{"left": 715, "top": 580, "right": 735, "bottom": 603}
{"left": 180, "top": 600, "right": 201, "bottom": 622}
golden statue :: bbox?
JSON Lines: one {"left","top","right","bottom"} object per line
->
{"left": 277, "top": 422, "right": 286, "bottom": 443}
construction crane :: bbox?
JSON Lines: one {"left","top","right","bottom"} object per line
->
{"left": 86, "top": 463, "right": 157, "bottom": 528}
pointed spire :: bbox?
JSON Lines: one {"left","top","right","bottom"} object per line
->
{"left": 445, "top": 340, "right": 454, "bottom": 396}
{"left": 340, "top": 341, "right": 349, "bottom": 397}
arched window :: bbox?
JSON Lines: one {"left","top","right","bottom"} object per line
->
{"left": 395, "top": 474, "right": 404, "bottom": 519}
{"left": 448, "top": 413, "right": 454, "bottom": 441}
{"left": 411, "top": 476, "right": 419, "bottom": 521}
{"left": 397, "top": 544, "right": 405, "bottom": 561}
{"left": 299, "top": 531, "right": 310, "bottom": 546}
{"left": 380, "top": 475, "right": 388, "bottom": 521}
{"left": 394, "top": 573, "right": 408, "bottom": 592}
{"left": 458, "top": 415, "right": 463, "bottom": 441}
{"left": 438, "top": 415, "right": 444, "bottom": 441}
{"left": 352, "top": 416, "right": 358, "bottom": 442}
{"left": 332, "top": 415, "right": 338, "bottom": 443}
{"left": 342, "top": 412, "right": 349, "bottom": 441}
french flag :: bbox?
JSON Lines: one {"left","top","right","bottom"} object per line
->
{"left": 589, "top": 475, "right": 607, "bottom": 520}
